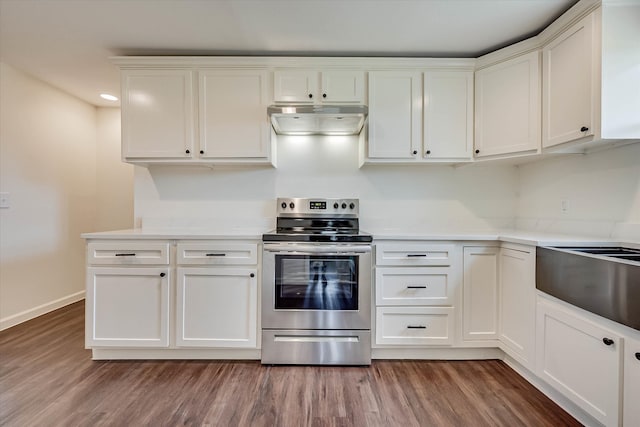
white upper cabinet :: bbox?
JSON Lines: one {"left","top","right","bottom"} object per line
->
{"left": 423, "top": 71, "right": 473, "bottom": 161}
{"left": 543, "top": 4, "right": 640, "bottom": 149}
{"left": 542, "top": 12, "right": 595, "bottom": 148}
{"left": 367, "top": 71, "right": 422, "bottom": 160}
{"left": 121, "top": 69, "right": 195, "bottom": 160}
{"left": 273, "top": 70, "right": 364, "bottom": 104}
{"left": 475, "top": 51, "right": 540, "bottom": 158}
{"left": 199, "top": 69, "right": 270, "bottom": 160}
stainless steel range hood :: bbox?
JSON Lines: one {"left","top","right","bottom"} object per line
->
{"left": 268, "top": 105, "right": 368, "bottom": 136}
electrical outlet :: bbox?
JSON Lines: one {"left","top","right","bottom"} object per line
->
{"left": 560, "top": 198, "right": 569, "bottom": 214}
{"left": 0, "top": 192, "right": 9, "bottom": 209}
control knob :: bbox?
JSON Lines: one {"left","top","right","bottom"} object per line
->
{"left": 341, "top": 203, "right": 347, "bottom": 209}
{"left": 289, "top": 202, "right": 295, "bottom": 209}
{"left": 281, "top": 202, "right": 287, "bottom": 209}
{"left": 349, "top": 202, "right": 355, "bottom": 209}
{"left": 333, "top": 202, "right": 339, "bottom": 209}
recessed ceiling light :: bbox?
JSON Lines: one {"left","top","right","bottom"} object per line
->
{"left": 100, "top": 93, "right": 118, "bottom": 101}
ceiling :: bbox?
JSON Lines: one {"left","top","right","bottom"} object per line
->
{"left": 0, "top": 0, "right": 578, "bottom": 107}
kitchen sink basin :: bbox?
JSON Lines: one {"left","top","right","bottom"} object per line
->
{"left": 536, "top": 246, "right": 640, "bottom": 331}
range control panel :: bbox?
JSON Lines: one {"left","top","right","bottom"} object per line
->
{"left": 277, "top": 198, "right": 359, "bottom": 217}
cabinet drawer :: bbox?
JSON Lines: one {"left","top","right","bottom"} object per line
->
{"left": 87, "top": 242, "right": 170, "bottom": 266}
{"left": 176, "top": 243, "right": 258, "bottom": 265}
{"left": 376, "top": 267, "right": 453, "bottom": 306}
{"left": 376, "top": 307, "right": 454, "bottom": 345}
{"left": 375, "top": 243, "right": 454, "bottom": 266}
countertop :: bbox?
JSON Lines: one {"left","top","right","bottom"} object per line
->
{"left": 82, "top": 228, "right": 637, "bottom": 247}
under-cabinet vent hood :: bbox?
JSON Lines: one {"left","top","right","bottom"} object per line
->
{"left": 268, "top": 105, "right": 368, "bottom": 136}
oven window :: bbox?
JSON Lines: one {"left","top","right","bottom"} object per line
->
{"left": 274, "top": 255, "right": 359, "bottom": 310}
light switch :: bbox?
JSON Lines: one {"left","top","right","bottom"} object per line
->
{"left": 0, "top": 192, "right": 10, "bottom": 209}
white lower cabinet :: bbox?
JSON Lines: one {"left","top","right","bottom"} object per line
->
{"left": 376, "top": 306, "right": 454, "bottom": 346}
{"left": 462, "top": 246, "right": 499, "bottom": 341}
{"left": 624, "top": 335, "right": 640, "bottom": 426}
{"left": 536, "top": 297, "right": 621, "bottom": 427}
{"left": 176, "top": 267, "right": 258, "bottom": 348}
{"left": 499, "top": 245, "right": 535, "bottom": 370}
{"left": 86, "top": 266, "right": 170, "bottom": 347}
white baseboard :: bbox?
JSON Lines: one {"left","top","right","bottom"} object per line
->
{"left": 92, "top": 348, "right": 261, "bottom": 360}
{"left": 0, "top": 290, "right": 85, "bottom": 331}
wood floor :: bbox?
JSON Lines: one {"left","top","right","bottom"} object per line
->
{"left": 0, "top": 302, "right": 581, "bottom": 427}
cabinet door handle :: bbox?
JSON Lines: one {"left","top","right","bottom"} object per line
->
{"left": 407, "top": 285, "right": 427, "bottom": 289}
{"left": 407, "top": 254, "right": 427, "bottom": 258}
{"left": 308, "top": 93, "right": 313, "bottom": 99}
{"left": 199, "top": 150, "right": 204, "bottom": 154}
{"left": 322, "top": 93, "right": 327, "bottom": 98}
{"left": 160, "top": 272, "right": 166, "bottom": 277}
{"left": 425, "top": 150, "right": 431, "bottom": 155}
{"left": 185, "top": 149, "right": 190, "bottom": 154}
{"left": 250, "top": 273, "right": 255, "bottom": 278}
{"left": 115, "top": 253, "right": 135, "bottom": 257}
{"left": 412, "top": 150, "right": 418, "bottom": 155}
{"left": 206, "top": 253, "right": 226, "bottom": 257}
{"left": 635, "top": 352, "right": 640, "bottom": 361}
{"left": 603, "top": 337, "right": 614, "bottom": 346}
{"left": 407, "top": 325, "right": 427, "bottom": 329}
{"left": 475, "top": 149, "right": 480, "bottom": 154}
{"left": 580, "top": 126, "right": 589, "bottom": 132}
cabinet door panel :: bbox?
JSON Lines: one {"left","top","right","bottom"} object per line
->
{"left": 321, "top": 71, "right": 365, "bottom": 103}
{"left": 462, "top": 247, "right": 499, "bottom": 340}
{"left": 624, "top": 335, "right": 640, "bottom": 426}
{"left": 543, "top": 13, "right": 595, "bottom": 147}
{"left": 475, "top": 51, "right": 540, "bottom": 157}
{"left": 536, "top": 298, "right": 620, "bottom": 426}
{"left": 199, "top": 70, "right": 269, "bottom": 158}
{"left": 274, "top": 70, "right": 317, "bottom": 103}
{"left": 121, "top": 70, "right": 194, "bottom": 159}
{"left": 499, "top": 246, "right": 535, "bottom": 369}
{"left": 86, "top": 267, "right": 169, "bottom": 347}
{"left": 424, "top": 71, "right": 473, "bottom": 159}
{"left": 176, "top": 267, "right": 257, "bottom": 348}
{"left": 368, "top": 71, "right": 421, "bottom": 159}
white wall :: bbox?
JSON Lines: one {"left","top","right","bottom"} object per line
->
{"left": 0, "top": 63, "right": 97, "bottom": 329}
{"left": 96, "top": 108, "right": 134, "bottom": 231}
{"left": 515, "top": 143, "right": 640, "bottom": 240}
{"left": 135, "top": 135, "right": 519, "bottom": 233}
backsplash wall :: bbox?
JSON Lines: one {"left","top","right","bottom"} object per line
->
{"left": 134, "top": 135, "right": 519, "bottom": 233}
{"left": 515, "top": 143, "right": 640, "bottom": 240}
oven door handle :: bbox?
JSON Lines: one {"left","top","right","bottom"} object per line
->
{"left": 263, "top": 244, "right": 371, "bottom": 254}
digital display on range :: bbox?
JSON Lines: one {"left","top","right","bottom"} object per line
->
{"left": 309, "top": 201, "right": 326, "bottom": 210}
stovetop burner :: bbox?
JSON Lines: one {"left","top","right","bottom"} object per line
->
{"left": 262, "top": 197, "right": 372, "bottom": 243}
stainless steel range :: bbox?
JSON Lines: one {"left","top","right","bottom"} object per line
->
{"left": 261, "top": 198, "right": 372, "bottom": 365}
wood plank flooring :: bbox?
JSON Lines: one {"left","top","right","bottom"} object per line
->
{"left": 0, "top": 301, "right": 582, "bottom": 426}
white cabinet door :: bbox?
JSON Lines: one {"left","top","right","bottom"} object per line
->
{"left": 475, "top": 51, "right": 540, "bottom": 158}
{"left": 321, "top": 70, "right": 365, "bottom": 103}
{"left": 462, "top": 247, "right": 499, "bottom": 341}
{"left": 536, "top": 298, "right": 621, "bottom": 427}
{"left": 176, "top": 267, "right": 258, "bottom": 348}
{"left": 624, "top": 334, "right": 640, "bottom": 427}
{"left": 367, "top": 71, "right": 422, "bottom": 159}
{"left": 86, "top": 267, "right": 170, "bottom": 347}
{"left": 499, "top": 246, "right": 535, "bottom": 370}
{"left": 199, "top": 69, "right": 270, "bottom": 159}
{"left": 273, "top": 70, "right": 318, "bottom": 103}
{"left": 121, "top": 69, "right": 194, "bottom": 159}
{"left": 423, "top": 71, "right": 473, "bottom": 160}
{"left": 543, "top": 12, "right": 595, "bottom": 148}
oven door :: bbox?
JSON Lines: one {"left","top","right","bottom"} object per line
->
{"left": 262, "top": 243, "right": 372, "bottom": 330}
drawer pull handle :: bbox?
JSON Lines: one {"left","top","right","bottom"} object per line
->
{"left": 603, "top": 337, "right": 614, "bottom": 346}
{"left": 206, "top": 253, "right": 226, "bottom": 257}
{"left": 160, "top": 272, "right": 166, "bottom": 277}
{"left": 636, "top": 352, "right": 640, "bottom": 361}
{"left": 115, "top": 253, "right": 136, "bottom": 257}
{"left": 407, "top": 325, "right": 427, "bottom": 329}
{"left": 407, "top": 254, "right": 427, "bottom": 258}
{"left": 407, "top": 285, "right": 427, "bottom": 289}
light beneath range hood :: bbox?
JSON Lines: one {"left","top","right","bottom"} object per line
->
{"left": 268, "top": 104, "right": 368, "bottom": 136}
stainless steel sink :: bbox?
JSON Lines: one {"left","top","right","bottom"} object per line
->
{"left": 536, "top": 246, "right": 640, "bottom": 331}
